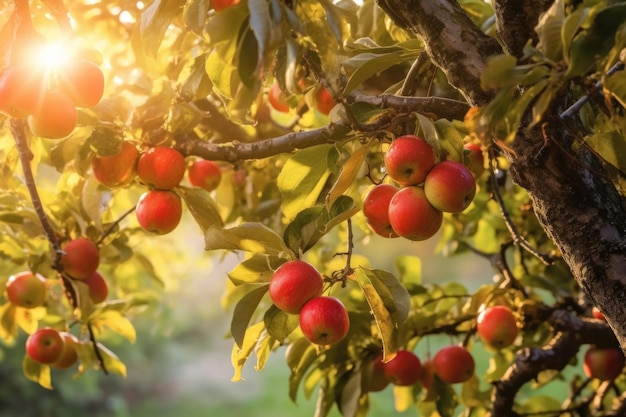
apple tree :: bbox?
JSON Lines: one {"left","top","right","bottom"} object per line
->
{"left": 1, "top": 0, "right": 626, "bottom": 416}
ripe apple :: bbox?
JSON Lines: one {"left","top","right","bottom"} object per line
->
{"left": 92, "top": 141, "right": 139, "bottom": 188}
{"left": 420, "top": 358, "right": 435, "bottom": 391}
{"left": 269, "top": 260, "right": 324, "bottom": 314}
{"left": 362, "top": 354, "right": 390, "bottom": 392}
{"left": 188, "top": 159, "right": 222, "bottom": 192}
{"left": 362, "top": 184, "right": 399, "bottom": 238}
{"left": 315, "top": 87, "right": 335, "bottom": 115}
{"left": 60, "top": 238, "right": 100, "bottom": 280}
{"left": 27, "top": 90, "right": 77, "bottom": 139}
{"left": 212, "top": 0, "right": 240, "bottom": 11}
{"left": 5, "top": 271, "right": 47, "bottom": 308}
{"left": 84, "top": 271, "right": 108, "bottom": 304}
{"left": 583, "top": 346, "right": 625, "bottom": 381}
{"left": 26, "top": 327, "right": 66, "bottom": 364}
{"left": 433, "top": 345, "right": 475, "bottom": 384}
{"left": 388, "top": 186, "right": 443, "bottom": 241}
{"left": 476, "top": 305, "right": 519, "bottom": 349}
{"left": 58, "top": 60, "right": 105, "bottom": 108}
{"left": 383, "top": 349, "right": 422, "bottom": 386}
{"left": 592, "top": 306, "right": 607, "bottom": 322}
{"left": 384, "top": 135, "right": 436, "bottom": 186}
{"left": 137, "top": 146, "right": 186, "bottom": 190}
{"left": 268, "top": 82, "right": 289, "bottom": 113}
{"left": 424, "top": 160, "right": 476, "bottom": 213}
{"left": 464, "top": 143, "right": 485, "bottom": 177}
{"left": 52, "top": 332, "right": 79, "bottom": 369}
{"left": 299, "top": 296, "right": 350, "bottom": 345}
{"left": 135, "top": 190, "right": 183, "bottom": 235}
{"left": 0, "top": 65, "right": 46, "bottom": 118}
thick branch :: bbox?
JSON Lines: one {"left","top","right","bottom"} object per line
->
{"left": 376, "top": 0, "right": 502, "bottom": 105}
{"left": 492, "top": 0, "right": 552, "bottom": 58}
{"left": 490, "top": 309, "right": 618, "bottom": 417}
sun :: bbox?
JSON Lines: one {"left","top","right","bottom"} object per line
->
{"left": 35, "top": 42, "right": 75, "bottom": 71}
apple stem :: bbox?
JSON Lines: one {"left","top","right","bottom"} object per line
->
{"left": 10, "top": 119, "right": 63, "bottom": 270}
{"left": 488, "top": 151, "right": 557, "bottom": 266}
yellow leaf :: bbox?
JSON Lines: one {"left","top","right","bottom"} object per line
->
{"left": 231, "top": 321, "right": 265, "bottom": 382}
{"left": 94, "top": 310, "right": 137, "bottom": 344}
{"left": 22, "top": 355, "right": 52, "bottom": 390}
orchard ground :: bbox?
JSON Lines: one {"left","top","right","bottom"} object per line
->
{"left": 1, "top": 206, "right": 574, "bottom": 416}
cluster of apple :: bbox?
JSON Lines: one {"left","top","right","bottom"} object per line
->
{"left": 26, "top": 327, "right": 79, "bottom": 369}
{"left": 363, "top": 135, "right": 477, "bottom": 241}
{"left": 0, "top": 48, "right": 104, "bottom": 138}
{"left": 91, "top": 143, "right": 222, "bottom": 235}
{"left": 363, "top": 305, "right": 520, "bottom": 392}
{"left": 268, "top": 260, "right": 350, "bottom": 345}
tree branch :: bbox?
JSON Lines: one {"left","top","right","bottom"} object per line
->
{"left": 375, "top": 0, "right": 502, "bottom": 105}
{"left": 489, "top": 309, "right": 619, "bottom": 417}
{"left": 492, "top": 0, "right": 552, "bottom": 58}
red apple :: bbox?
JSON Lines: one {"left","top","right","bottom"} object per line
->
{"left": 268, "top": 82, "right": 290, "bottom": 113}
{"left": 269, "top": 260, "right": 324, "bottom": 314}
{"left": 420, "top": 358, "right": 435, "bottom": 391}
{"left": 315, "top": 87, "right": 335, "bottom": 115}
{"left": 362, "top": 354, "right": 390, "bottom": 392}
{"left": 92, "top": 141, "right": 139, "bottom": 188}
{"left": 84, "top": 271, "right": 108, "bottom": 304}
{"left": 384, "top": 135, "right": 436, "bottom": 186}
{"left": 383, "top": 349, "right": 422, "bottom": 386}
{"left": 464, "top": 143, "right": 485, "bottom": 177}
{"left": 52, "top": 332, "right": 79, "bottom": 369}
{"left": 476, "top": 305, "right": 519, "bottom": 349}
{"left": 135, "top": 190, "right": 183, "bottom": 235}
{"left": 137, "top": 146, "right": 186, "bottom": 190}
{"left": 583, "top": 346, "right": 625, "bottom": 381}
{"left": 5, "top": 271, "right": 47, "bottom": 308}
{"left": 58, "top": 59, "right": 105, "bottom": 108}
{"left": 299, "top": 296, "right": 350, "bottom": 345}
{"left": 212, "top": 0, "right": 240, "bottom": 11}
{"left": 362, "top": 184, "right": 399, "bottom": 238}
{"left": 592, "top": 307, "right": 607, "bottom": 322}
{"left": 26, "top": 327, "right": 66, "bottom": 364}
{"left": 388, "top": 186, "right": 443, "bottom": 241}
{"left": 188, "top": 159, "right": 222, "bottom": 192}
{"left": 27, "top": 90, "right": 77, "bottom": 139}
{"left": 424, "top": 160, "right": 476, "bottom": 213}
{"left": 0, "top": 65, "right": 47, "bottom": 118}
{"left": 433, "top": 345, "right": 475, "bottom": 384}
{"left": 60, "top": 238, "right": 100, "bottom": 280}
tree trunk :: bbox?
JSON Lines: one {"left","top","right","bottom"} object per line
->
{"left": 375, "top": 0, "right": 626, "bottom": 351}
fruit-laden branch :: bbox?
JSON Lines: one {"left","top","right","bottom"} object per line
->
{"left": 375, "top": 0, "right": 501, "bottom": 106}
{"left": 489, "top": 309, "right": 620, "bottom": 417}
{"left": 178, "top": 93, "right": 470, "bottom": 162}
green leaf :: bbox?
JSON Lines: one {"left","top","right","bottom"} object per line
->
{"left": 231, "top": 321, "right": 265, "bottom": 382}
{"left": 535, "top": 0, "right": 565, "bottom": 61}
{"left": 480, "top": 54, "right": 518, "bottom": 90}
{"left": 286, "top": 337, "right": 319, "bottom": 402}
{"left": 278, "top": 145, "right": 333, "bottom": 220}
{"left": 228, "top": 254, "right": 281, "bottom": 285}
{"left": 585, "top": 130, "right": 626, "bottom": 174}
{"left": 343, "top": 49, "right": 419, "bottom": 94}
{"left": 434, "top": 118, "right": 464, "bottom": 162}
{"left": 604, "top": 71, "right": 626, "bottom": 108}
{"left": 231, "top": 284, "right": 269, "bottom": 348}
{"left": 177, "top": 186, "right": 225, "bottom": 233}
{"left": 434, "top": 375, "right": 458, "bottom": 417}
{"left": 183, "top": 0, "right": 209, "bottom": 34}
{"left": 354, "top": 268, "right": 400, "bottom": 361}
{"left": 415, "top": 113, "right": 441, "bottom": 155}
{"left": 0, "top": 302, "right": 17, "bottom": 342}
{"left": 139, "top": 0, "right": 186, "bottom": 57}
{"left": 236, "top": 25, "right": 260, "bottom": 89}
{"left": 22, "top": 356, "right": 52, "bottom": 390}
{"left": 263, "top": 305, "right": 299, "bottom": 341}
{"left": 205, "top": 222, "right": 292, "bottom": 256}
{"left": 326, "top": 144, "right": 369, "bottom": 207}
{"left": 248, "top": 0, "right": 273, "bottom": 73}
{"left": 95, "top": 310, "right": 137, "bottom": 344}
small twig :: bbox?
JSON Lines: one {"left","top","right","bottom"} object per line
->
{"left": 488, "top": 152, "right": 557, "bottom": 265}
{"left": 97, "top": 205, "right": 137, "bottom": 246}
{"left": 10, "top": 120, "right": 63, "bottom": 269}
{"left": 329, "top": 219, "right": 355, "bottom": 287}
{"left": 87, "top": 322, "right": 109, "bottom": 375}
